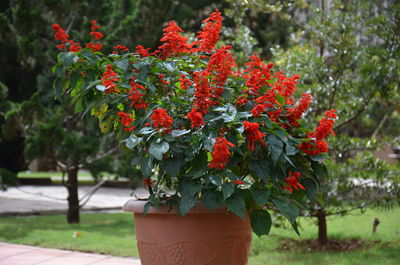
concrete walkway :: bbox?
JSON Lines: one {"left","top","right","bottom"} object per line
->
{"left": 0, "top": 186, "right": 149, "bottom": 216}
{"left": 0, "top": 242, "right": 141, "bottom": 265}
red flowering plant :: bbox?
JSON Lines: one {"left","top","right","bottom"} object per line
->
{"left": 52, "top": 12, "right": 336, "bottom": 237}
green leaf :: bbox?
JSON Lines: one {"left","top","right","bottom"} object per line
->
{"left": 250, "top": 160, "right": 270, "bottom": 182}
{"left": 81, "top": 51, "right": 97, "bottom": 63}
{"left": 139, "top": 156, "right": 153, "bottom": 177}
{"left": 171, "top": 129, "right": 190, "bottom": 137}
{"left": 202, "top": 189, "right": 224, "bottom": 211}
{"left": 204, "top": 138, "right": 215, "bottom": 152}
{"left": 275, "top": 93, "right": 285, "bottom": 106}
{"left": 74, "top": 98, "right": 83, "bottom": 113}
{"left": 250, "top": 187, "right": 270, "bottom": 206}
{"left": 238, "top": 112, "right": 252, "bottom": 119}
{"left": 221, "top": 103, "right": 237, "bottom": 122}
{"left": 139, "top": 127, "right": 155, "bottom": 135}
{"left": 163, "top": 61, "right": 176, "bottom": 72}
{"left": 210, "top": 175, "right": 222, "bottom": 186}
{"left": 311, "top": 161, "right": 328, "bottom": 178}
{"left": 96, "top": 85, "right": 106, "bottom": 92}
{"left": 302, "top": 178, "right": 317, "bottom": 202}
{"left": 149, "top": 141, "right": 169, "bottom": 160}
{"left": 179, "top": 181, "right": 202, "bottom": 216}
{"left": 310, "top": 153, "right": 327, "bottom": 162}
{"left": 250, "top": 209, "right": 272, "bottom": 237}
{"left": 273, "top": 198, "right": 299, "bottom": 224}
{"left": 115, "top": 59, "right": 129, "bottom": 71}
{"left": 225, "top": 190, "right": 246, "bottom": 219}
{"left": 138, "top": 62, "right": 150, "bottom": 82}
{"left": 58, "top": 52, "right": 75, "bottom": 67}
{"left": 162, "top": 158, "right": 182, "bottom": 178}
{"left": 285, "top": 142, "right": 298, "bottom": 156}
{"left": 222, "top": 182, "right": 235, "bottom": 200}
{"left": 268, "top": 135, "right": 283, "bottom": 165}
{"left": 126, "top": 136, "right": 140, "bottom": 150}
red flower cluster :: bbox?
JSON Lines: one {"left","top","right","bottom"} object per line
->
{"left": 243, "top": 121, "right": 266, "bottom": 151}
{"left": 272, "top": 72, "right": 300, "bottom": 100}
{"left": 206, "top": 45, "right": 237, "bottom": 98}
{"left": 52, "top": 24, "right": 82, "bottom": 52}
{"left": 192, "top": 10, "right": 222, "bottom": 53}
{"left": 159, "top": 74, "right": 170, "bottom": 85}
{"left": 243, "top": 54, "right": 274, "bottom": 96}
{"left": 283, "top": 171, "right": 305, "bottom": 193}
{"left": 250, "top": 90, "right": 277, "bottom": 117}
{"left": 86, "top": 20, "right": 103, "bottom": 52}
{"left": 118, "top": 112, "right": 135, "bottom": 132}
{"left": 151, "top": 108, "right": 173, "bottom": 131}
{"left": 128, "top": 78, "right": 148, "bottom": 110}
{"left": 287, "top": 93, "right": 312, "bottom": 126}
{"left": 178, "top": 74, "right": 192, "bottom": 90}
{"left": 89, "top": 20, "right": 104, "bottom": 40}
{"left": 101, "top": 65, "right": 119, "bottom": 94}
{"left": 209, "top": 137, "right": 235, "bottom": 169}
{"left": 300, "top": 109, "right": 337, "bottom": 156}
{"left": 158, "top": 21, "right": 191, "bottom": 59}
{"left": 187, "top": 109, "right": 205, "bottom": 128}
{"left": 192, "top": 71, "right": 213, "bottom": 114}
{"left": 136, "top": 45, "right": 150, "bottom": 57}
{"left": 113, "top": 45, "right": 129, "bottom": 54}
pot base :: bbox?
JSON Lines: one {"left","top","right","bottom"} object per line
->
{"left": 124, "top": 200, "right": 252, "bottom": 265}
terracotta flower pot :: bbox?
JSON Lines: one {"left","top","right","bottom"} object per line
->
{"left": 123, "top": 199, "right": 252, "bottom": 265}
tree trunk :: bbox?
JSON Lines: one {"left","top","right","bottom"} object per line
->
{"left": 66, "top": 167, "right": 80, "bottom": 223}
{"left": 317, "top": 209, "right": 328, "bottom": 245}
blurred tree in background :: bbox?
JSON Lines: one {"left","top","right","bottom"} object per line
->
{"left": 271, "top": 0, "right": 400, "bottom": 244}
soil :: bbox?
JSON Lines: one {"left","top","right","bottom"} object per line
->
{"left": 277, "top": 238, "right": 386, "bottom": 252}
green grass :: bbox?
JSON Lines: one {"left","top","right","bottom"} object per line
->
{"left": 0, "top": 213, "right": 138, "bottom": 257}
{"left": 0, "top": 208, "right": 399, "bottom": 264}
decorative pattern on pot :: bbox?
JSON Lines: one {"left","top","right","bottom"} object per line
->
{"left": 137, "top": 236, "right": 252, "bottom": 265}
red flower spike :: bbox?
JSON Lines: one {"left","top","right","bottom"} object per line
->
{"left": 89, "top": 20, "right": 104, "bottom": 41}
{"left": 113, "top": 45, "right": 129, "bottom": 54}
{"left": 101, "top": 65, "right": 119, "bottom": 94}
{"left": 178, "top": 74, "right": 192, "bottom": 90}
{"left": 187, "top": 108, "right": 205, "bottom": 129}
{"left": 243, "top": 121, "right": 266, "bottom": 151}
{"left": 206, "top": 45, "right": 237, "bottom": 99}
{"left": 287, "top": 93, "right": 312, "bottom": 127}
{"left": 283, "top": 171, "right": 305, "bottom": 193}
{"left": 192, "top": 9, "right": 222, "bottom": 53}
{"left": 209, "top": 137, "right": 235, "bottom": 169}
{"left": 128, "top": 78, "right": 148, "bottom": 110}
{"left": 52, "top": 24, "right": 81, "bottom": 52}
{"left": 192, "top": 71, "right": 213, "bottom": 114}
{"left": 118, "top": 112, "right": 135, "bottom": 132}
{"left": 299, "top": 109, "right": 336, "bottom": 156}
{"left": 151, "top": 108, "right": 173, "bottom": 131}
{"left": 86, "top": 42, "right": 103, "bottom": 51}
{"left": 243, "top": 54, "right": 273, "bottom": 96}
{"left": 135, "top": 45, "right": 150, "bottom": 57}
{"left": 158, "top": 21, "right": 191, "bottom": 59}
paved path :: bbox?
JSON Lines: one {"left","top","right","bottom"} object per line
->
{"left": 0, "top": 186, "right": 149, "bottom": 216}
{"left": 0, "top": 242, "right": 141, "bottom": 265}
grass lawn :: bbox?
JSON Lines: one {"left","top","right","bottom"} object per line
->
{"left": 17, "top": 171, "right": 129, "bottom": 185}
{"left": 0, "top": 208, "right": 399, "bottom": 264}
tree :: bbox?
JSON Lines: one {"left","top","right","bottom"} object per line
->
{"left": 0, "top": 0, "right": 226, "bottom": 222}
{"left": 272, "top": 0, "right": 400, "bottom": 245}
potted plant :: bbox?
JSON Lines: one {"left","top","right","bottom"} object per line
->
{"left": 52, "top": 10, "right": 336, "bottom": 265}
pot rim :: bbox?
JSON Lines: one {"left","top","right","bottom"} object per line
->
{"left": 123, "top": 199, "right": 229, "bottom": 215}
